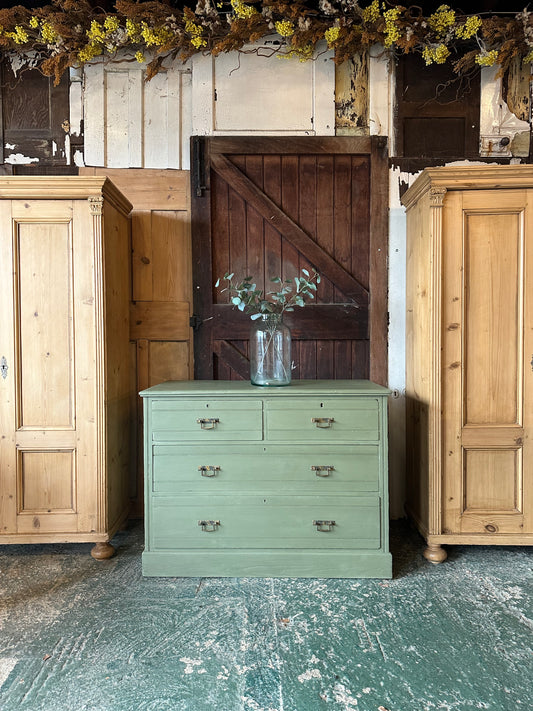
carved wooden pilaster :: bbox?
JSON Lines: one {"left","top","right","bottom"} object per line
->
{"left": 429, "top": 186, "right": 447, "bottom": 206}
{"left": 428, "top": 186, "right": 447, "bottom": 535}
{"left": 88, "top": 196, "right": 104, "bottom": 215}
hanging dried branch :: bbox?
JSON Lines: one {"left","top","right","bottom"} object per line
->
{"left": 0, "top": 1, "right": 531, "bottom": 82}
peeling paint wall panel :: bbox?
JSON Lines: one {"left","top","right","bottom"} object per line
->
{"left": 504, "top": 57, "right": 530, "bottom": 123}
{"left": 83, "top": 61, "right": 105, "bottom": 167}
{"left": 335, "top": 53, "right": 369, "bottom": 134}
{"left": 368, "top": 46, "right": 392, "bottom": 141}
{"left": 83, "top": 55, "right": 192, "bottom": 169}
{"left": 480, "top": 65, "right": 530, "bottom": 157}
{"left": 144, "top": 69, "right": 184, "bottom": 169}
{"left": 191, "top": 40, "right": 334, "bottom": 138}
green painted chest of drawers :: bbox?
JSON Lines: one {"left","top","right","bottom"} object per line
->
{"left": 140, "top": 380, "right": 392, "bottom": 578}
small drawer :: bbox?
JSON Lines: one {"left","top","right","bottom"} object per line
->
{"left": 150, "top": 398, "right": 263, "bottom": 441}
{"left": 265, "top": 398, "right": 379, "bottom": 442}
{"left": 151, "top": 444, "right": 380, "bottom": 494}
{"left": 149, "top": 494, "right": 381, "bottom": 551}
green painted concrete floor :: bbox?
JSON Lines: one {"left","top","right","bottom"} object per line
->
{"left": 0, "top": 522, "right": 531, "bottom": 711}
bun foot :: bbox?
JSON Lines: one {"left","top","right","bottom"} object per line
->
{"left": 91, "top": 541, "right": 115, "bottom": 560}
{"left": 423, "top": 543, "right": 447, "bottom": 564}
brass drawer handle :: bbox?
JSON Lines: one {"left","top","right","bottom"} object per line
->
{"left": 198, "top": 519, "right": 220, "bottom": 532}
{"left": 197, "top": 417, "right": 220, "bottom": 430}
{"left": 198, "top": 465, "right": 221, "bottom": 477}
{"left": 312, "top": 417, "right": 334, "bottom": 428}
{"left": 311, "top": 465, "right": 335, "bottom": 477}
{"left": 313, "top": 519, "right": 336, "bottom": 532}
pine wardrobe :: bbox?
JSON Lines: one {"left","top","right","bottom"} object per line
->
{"left": 0, "top": 177, "right": 132, "bottom": 558}
{"left": 403, "top": 165, "right": 533, "bottom": 562}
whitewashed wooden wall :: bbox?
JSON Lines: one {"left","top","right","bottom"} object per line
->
{"left": 83, "top": 56, "right": 192, "bottom": 169}
{"left": 192, "top": 41, "right": 334, "bottom": 136}
{"left": 80, "top": 43, "right": 334, "bottom": 170}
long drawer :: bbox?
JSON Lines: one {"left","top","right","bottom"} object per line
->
{"left": 150, "top": 398, "right": 263, "bottom": 441}
{"left": 265, "top": 398, "right": 380, "bottom": 442}
{"left": 150, "top": 495, "right": 381, "bottom": 551}
{"left": 151, "top": 444, "right": 380, "bottom": 493}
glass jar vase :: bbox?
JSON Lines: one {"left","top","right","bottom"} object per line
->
{"left": 249, "top": 313, "right": 291, "bottom": 386}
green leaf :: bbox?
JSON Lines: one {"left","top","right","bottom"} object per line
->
{"left": 302, "top": 268, "right": 309, "bottom": 277}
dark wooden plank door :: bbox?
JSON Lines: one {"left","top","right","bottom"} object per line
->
{"left": 0, "top": 61, "right": 70, "bottom": 167}
{"left": 191, "top": 136, "right": 388, "bottom": 385}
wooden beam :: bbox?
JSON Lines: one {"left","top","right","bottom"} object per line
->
{"left": 369, "top": 135, "right": 389, "bottom": 386}
{"left": 208, "top": 136, "right": 373, "bottom": 154}
{"left": 210, "top": 304, "right": 367, "bottom": 340}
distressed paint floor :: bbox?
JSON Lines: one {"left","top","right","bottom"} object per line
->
{"left": 0, "top": 522, "right": 531, "bottom": 711}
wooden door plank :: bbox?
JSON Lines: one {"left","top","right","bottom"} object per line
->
{"left": 228, "top": 155, "right": 248, "bottom": 284}
{"left": 317, "top": 341, "right": 334, "bottom": 379}
{"left": 244, "top": 155, "right": 265, "bottom": 285}
{"left": 351, "top": 156, "right": 371, "bottom": 289}
{"left": 213, "top": 340, "right": 248, "bottom": 380}
{"left": 130, "top": 302, "right": 190, "bottom": 340}
{"left": 281, "top": 154, "right": 301, "bottom": 279}
{"left": 263, "top": 155, "right": 283, "bottom": 282}
{"left": 333, "top": 154, "right": 353, "bottom": 304}
{"left": 210, "top": 153, "right": 369, "bottom": 306}
{"left": 298, "top": 154, "right": 318, "bottom": 283}
{"left": 132, "top": 211, "right": 153, "bottom": 301}
{"left": 316, "top": 155, "right": 335, "bottom": 303}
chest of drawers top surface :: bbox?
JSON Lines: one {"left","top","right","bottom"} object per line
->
{"left": 140, "top": 379, "right": 390, "bottom": 398}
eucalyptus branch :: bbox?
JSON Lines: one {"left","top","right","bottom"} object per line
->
{"left": 216, "top": 268, "right": 321, "bottom": 320}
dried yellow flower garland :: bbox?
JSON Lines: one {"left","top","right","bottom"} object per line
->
{"left": 0, "top": 1, "right": 530, "bottom": 82}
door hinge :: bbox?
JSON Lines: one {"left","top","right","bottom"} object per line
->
{"left": 192, "top": 136, "right": 207, "bottom": 197}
